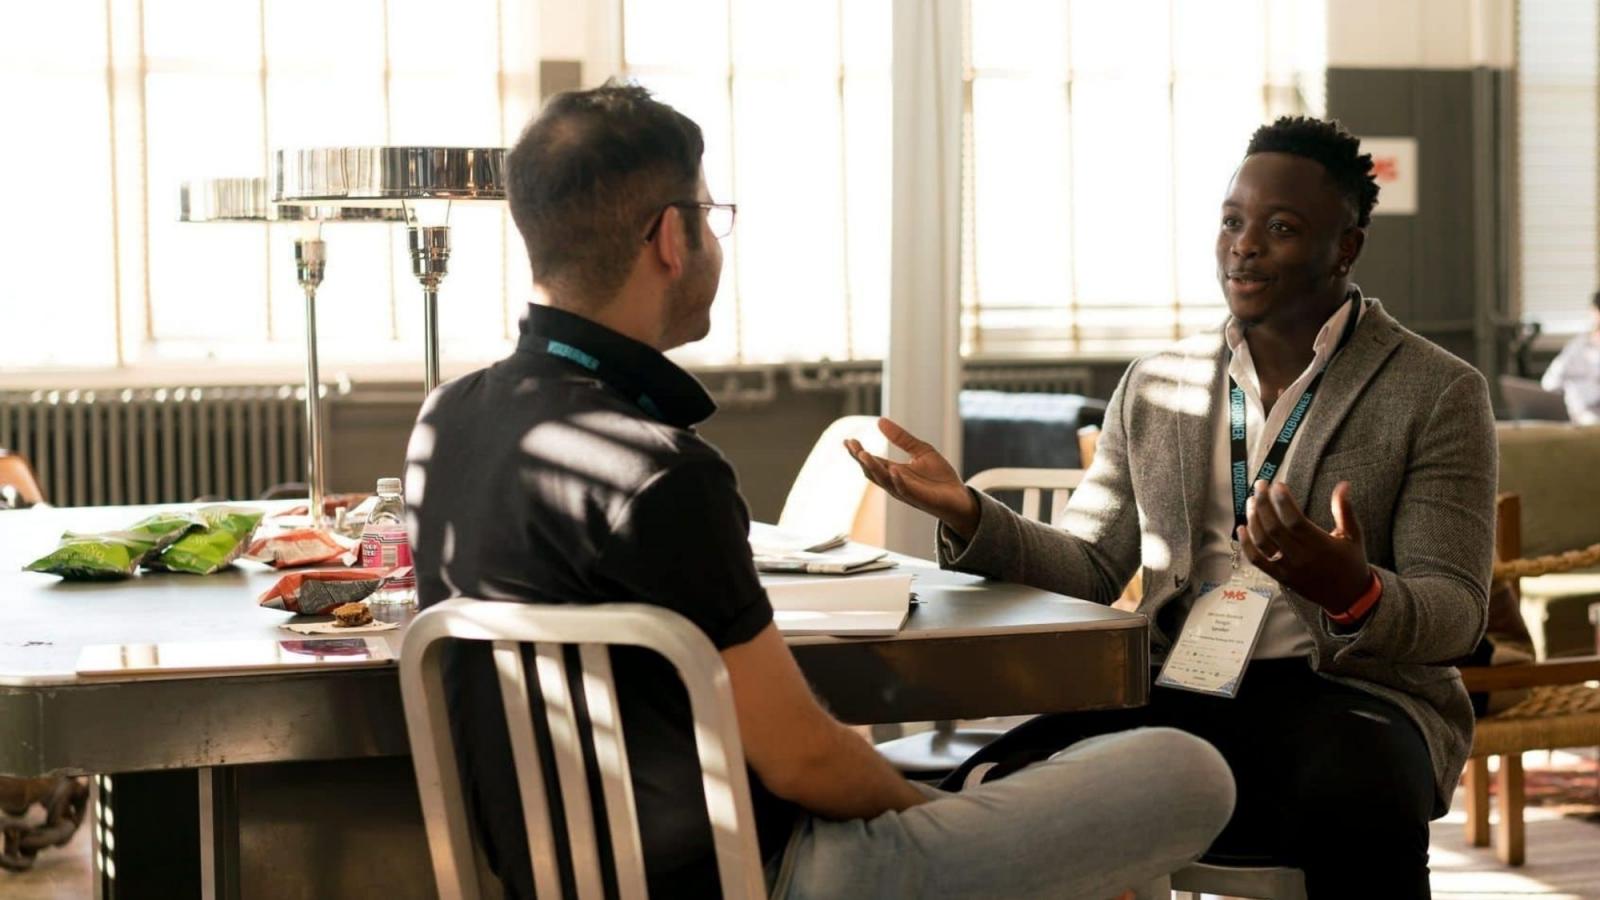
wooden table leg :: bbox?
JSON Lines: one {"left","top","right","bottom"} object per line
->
{"left": 1495, "top": 753, "right": 1525, "bottom": 866}
{"left": 1464, "top": 757, "right": 1490, "bottom": 847}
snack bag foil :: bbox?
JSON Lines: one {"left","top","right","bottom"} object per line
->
{"left": 24, "top": 510, "right": 204, "bottom": 580}
{"left": 146, "top": 506, "right": 265, "bottom": 575}
{"left": 258, "top": 567, "right": 409, "bottom": 614}
{"left": 245, "top": 529, "right": 358, "bottom": 569}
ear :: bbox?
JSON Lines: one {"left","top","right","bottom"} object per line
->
{"left": 650, "top": 206, "right": 688, "bottom": 280}
{"left": 1336, "top": 226, "right": 1366, "bottom": 274}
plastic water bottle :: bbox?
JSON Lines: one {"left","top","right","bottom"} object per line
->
{"left": 360, "top": 477, "right": 416, "bottom": 607}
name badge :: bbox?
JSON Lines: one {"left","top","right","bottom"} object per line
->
{"left": 1155, "top": 565, "right": 1275, "bottom": 698}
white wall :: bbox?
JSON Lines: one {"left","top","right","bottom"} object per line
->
{"left": 1327, "top": 0, "right": 1513, "bottom": 68}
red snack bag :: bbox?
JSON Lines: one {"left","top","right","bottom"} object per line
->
{"left": 258, "top": 567, "right": 409, "bottom": 614}
{"left": 246, "top": 529, "right": 357, "bottom": 569}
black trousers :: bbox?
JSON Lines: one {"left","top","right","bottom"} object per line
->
{"left": 943, "top": 659, "right": 1439, "bottom": 899}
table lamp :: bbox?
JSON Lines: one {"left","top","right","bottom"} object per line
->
{"left": 271, "top": 147, "right": 508, "bottom": 395}
{"left": 179, "top": 177, "right": 405, "bottom": 526}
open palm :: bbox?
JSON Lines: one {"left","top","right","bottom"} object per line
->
{"left": 843, "top": 418, "right": 979, "bottom": 536}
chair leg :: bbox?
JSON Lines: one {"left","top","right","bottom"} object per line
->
{"left": 1495, "top": 753, "right": 1525, "bottom": 866}
{"left": 1465, "top": 757, "right": 1490, "bottom": 847}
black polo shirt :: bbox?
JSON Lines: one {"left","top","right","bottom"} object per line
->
{"left": 407, "top": 303, "right": 797, "bottom": 899}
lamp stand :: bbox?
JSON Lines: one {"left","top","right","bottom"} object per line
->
{"left": 294, "top": 237, "right": 328, "bottom": 526}
{"left": 408, "top": 225, "right": 451, "bottom": 395}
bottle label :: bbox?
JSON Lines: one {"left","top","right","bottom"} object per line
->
{"left": 360, "top": 526, "right": 415, "bottom": 589}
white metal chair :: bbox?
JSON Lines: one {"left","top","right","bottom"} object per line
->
{"left": 400, "top": 598, "right": 767, "bottom": 900}
{"left": 1170, "top": 859, "right": 1307, "bottom": 899}
{"left": 877, "top": 467, "right": 1085, "bottom": 776}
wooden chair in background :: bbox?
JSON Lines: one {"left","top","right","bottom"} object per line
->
{"left": 1457, "top": 493, "right": 1600, "bottom": 866}
{"left": 0, "top": 449, "right": 44, "bottom": 508}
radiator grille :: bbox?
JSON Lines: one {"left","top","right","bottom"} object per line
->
{"left": 0, "top": 387, "right": 311, "bottom": 507}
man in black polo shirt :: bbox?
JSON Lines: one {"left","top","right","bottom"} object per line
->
{"left": 407, "top": 81, "right": 1235, "bottom": 899}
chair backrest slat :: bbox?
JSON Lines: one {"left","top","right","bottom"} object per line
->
{"left": 406, "top": 639, "right": 484, "bottom": 899}
{"left": 491, "top": 641, "right": 564, "bottom": 899}
{"left": 1019, "top": 488, "right": 1042, "bottom": 521}
{"left": 401, "top": 601, "right": 768, "bottom": 900}
{"left": 531, "top": 642, "right": 607, "bottom": 899}
{"left": 578, "top": 643, "right": 649, "bottom": 900}
{"left": 966, "top": 467, "right": 1086, "bottom": 525}
{"left": 1049, "top": 489, "right": 1071, "bottom": 526}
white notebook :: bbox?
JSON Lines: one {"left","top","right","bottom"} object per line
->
{"left": 763, "top": 570, "right": 914, "bottom": 636}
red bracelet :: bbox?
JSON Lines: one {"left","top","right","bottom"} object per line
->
{"left": 1327, "top": 570, "right": 1382, "bottom": 625}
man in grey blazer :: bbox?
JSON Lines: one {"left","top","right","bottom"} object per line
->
{"left": 848, "top": 117, "right": 1494, "bottom": 898}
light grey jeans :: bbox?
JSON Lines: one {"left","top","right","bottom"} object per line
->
{"left": 767, "top": 726, "right": 1235, "bottom": 900}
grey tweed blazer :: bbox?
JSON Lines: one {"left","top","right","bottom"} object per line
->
{"left": 941, "top": 297, "right": 1496, "bottom": 810}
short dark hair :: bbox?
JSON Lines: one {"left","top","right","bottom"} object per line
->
{"left": 507, "top": 80, "right": 705, "bottom": 303}
{"left": 1592, "top": 290, "right": 1600, "bottom": 311}
{"left": 1245, "top": 116, "right": 1380, "bottom": 228}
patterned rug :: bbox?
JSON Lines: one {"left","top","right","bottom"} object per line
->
{"left": 1489, "top": 754, "right": 1600, "bottom": 823}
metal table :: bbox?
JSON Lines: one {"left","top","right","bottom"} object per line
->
{"left": 0, "top": 504, "right": 1147, "bottom": 898}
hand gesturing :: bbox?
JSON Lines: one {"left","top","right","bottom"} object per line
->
{"left": 842, "top": 418, "right": 981, "bottom": 538}
{"left": 1237, "top": 480, "right": 1372, "bottom": 614}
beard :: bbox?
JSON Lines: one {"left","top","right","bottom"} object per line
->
{"left": 664, "top": 246, "right": 719, "bottom": 347}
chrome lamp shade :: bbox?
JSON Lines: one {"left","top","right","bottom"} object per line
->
{"left": 178, "top": 176, "right": 404, "bottom": 528}
{"left": 179, "top": 176, "right": 409, "bottom": 224}
{"left": 272, "top": 147, "right": 510, "bottom": 396}
{"left": 272, "top": 147, "right": 507, "bottom": 204}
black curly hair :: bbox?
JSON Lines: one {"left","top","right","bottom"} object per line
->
{"left": 1245, "top": 116, "right": 1380, "bottom": 228}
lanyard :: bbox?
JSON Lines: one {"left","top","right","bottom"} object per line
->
{"left": 540, "top": 338, "right": 667, "bottom": 422}
{"left": 1229, "top": 294, "right": 1361, "bottom": 531}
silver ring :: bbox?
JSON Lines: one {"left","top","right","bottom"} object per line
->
{"left": 1264, "top": 550, "right": 1285, "bottom": 562}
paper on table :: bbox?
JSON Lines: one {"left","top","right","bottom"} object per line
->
{"left": 748, "top": 523, "right": 849, "bottom": 557}
{"left": 753, "top": 548, "right": 895, "bottom": 575}
{"left": 763, "top": 570, "right": 913, "bottom": 636}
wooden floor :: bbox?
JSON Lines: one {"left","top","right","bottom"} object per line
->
{"left": 3, "top": 752, "right": 1596, "bottom": 899}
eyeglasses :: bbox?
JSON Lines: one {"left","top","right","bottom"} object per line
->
{"left": 643, "top": 201, "right": 738, "bottom": 243}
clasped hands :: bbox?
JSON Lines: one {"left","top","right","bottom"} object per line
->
{"left": 845, "top": 416, "right": 1374, "bottom": 615}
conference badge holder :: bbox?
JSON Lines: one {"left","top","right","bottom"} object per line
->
{"left": 1155, "top": 550, "right": 1275, "bottom": 698}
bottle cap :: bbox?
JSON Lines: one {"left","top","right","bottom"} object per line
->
{"left": 377, "top": 477, "right": 402, "bottom": 494}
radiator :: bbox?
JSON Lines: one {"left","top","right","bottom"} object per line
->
{"left": 0, "top": 387, "right": 311, "bottom": 508}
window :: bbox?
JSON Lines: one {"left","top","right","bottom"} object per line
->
{"left": 1, "top": 0, "right": 538, "bottom": 372}
{"left": 6, "top": 0, "right": 1328, "bottom": 374}
{"left": 1518, "top": 0, "right": 1598, "bottom": 336}
{"left": 962, "top": 0, "right": 1325, "bottom": 356}
{"left": 622, "top": 0, "right": 892, "bottom": 365}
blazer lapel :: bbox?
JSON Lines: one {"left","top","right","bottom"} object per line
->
{"left": 1282, "top": 298, "right": 1404, "bottom": 508}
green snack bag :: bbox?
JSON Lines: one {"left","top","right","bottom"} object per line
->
{"left": 146, "top": 506, "right": 265, "bottom": 575}
{"left": 24, "top": 510, "right": 205, "bottom": 580}
{"left": 25, "top": 534, "right": 149, "bottom": 580}
{"left": 123, "top": 511, "right": 210, "bottom": 563}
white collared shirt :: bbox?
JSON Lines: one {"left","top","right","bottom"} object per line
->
{"left": 1187, "top": 298, "right": 1364, "bottom": 660}
{"left": 1541, "top": 332, "right": 1600, "bottom": 424}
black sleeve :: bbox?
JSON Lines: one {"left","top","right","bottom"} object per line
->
{"left": 591, "top": 458, "right": 772, "bottom": 649}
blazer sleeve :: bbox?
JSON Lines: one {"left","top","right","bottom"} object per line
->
{"left": 1319, "top": 369, "right": 1495, "bottom": 664}
{"left": 937, "top": 361, "right": 1144, "bottom": 606}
